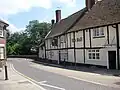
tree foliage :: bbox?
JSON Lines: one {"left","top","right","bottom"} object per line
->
{"left": 7, "top": 20, "right": 51, "bottom": 55}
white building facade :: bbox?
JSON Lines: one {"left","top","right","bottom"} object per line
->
{"left": 39, "top": 0, "right": 120, "bottom": 69}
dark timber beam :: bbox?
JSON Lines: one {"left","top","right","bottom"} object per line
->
{"left": 89, "top": 29, "right": 92, "bottom": 48}
{"left": 45, "top": 41, "right": 47, "bottom": 59}
{"left": 83, "top": 30, "right": 85, "bottom": 63}
{"left": 73, "top": 32, "right": 76, "bottom": 67}
{"left": 107, "top": 26, "right": 110, "bottom": 44}
{"left": 116, "top": 24, "right": 120, "bottom": 69}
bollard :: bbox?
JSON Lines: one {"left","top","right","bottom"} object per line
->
{"left": 5, "top": 65, "right": 8, "bottom": 80}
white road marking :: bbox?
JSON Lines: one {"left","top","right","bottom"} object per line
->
{"left": 10, "top": 64, "right": 46, "bottom": 90}
{"left": 38, "top": 81, "right": 66, "bottom": 90}
{"left": 40, "top": 83, "right": 65, "bottom": 90}
{"left": 38, "top": 81, "right": 47, "bottom": 84}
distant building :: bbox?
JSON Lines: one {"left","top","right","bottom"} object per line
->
{"left": 39, "top": 0, "right": 120, "bottom": 70}
{"left": 0, "top": 20, "right": 9, "bottom": 68}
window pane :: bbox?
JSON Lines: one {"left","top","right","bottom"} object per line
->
{"left": 96, "top": 29, "right": 99, "bottom": 36}
{"left": 100, "top": 27, "right": 104, "bottom": 35}
{"left": 93, "top": 53, "right": 95, "bottom": 59}
{"left": 89, "top": 53, "right": 92, "bottom": 59}
{"left": 88, "top": 50, "right": 91, "bottom": 52}
{"left": 92, "top": 50, "right": 95, "bottom": 52}
{"left": 96, "top": 50, "right": 99, "bottom": 52}
{"left": 96, "top": 53, "right": 100, "bottom": 59}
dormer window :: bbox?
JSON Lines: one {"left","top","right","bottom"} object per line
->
{"left": 0, "top": 26, "right": 3, "bottom": 37}
{"left": 93, "top": 27, "right": 105, "bottom": 38}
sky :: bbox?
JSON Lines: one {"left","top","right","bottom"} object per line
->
{"left": 0, "top": 0, "right": 85, "bottom": 33}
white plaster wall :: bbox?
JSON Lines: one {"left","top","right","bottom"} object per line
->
{"left": 39, "top": 48, "right": 42, "bottom": 58}
{"left": 60, "top": 50, "right": 68, "bottom": 61}
{"left": 91, "top": 27, "right": 107, "bottom": 47}
{"left": 60, "top": 35, "right": 66, "bottom": 48}
{"left": 51, "top": 50, "right": 59, "bottom": 61}
{"left": 85, "top": 49, "right": 107, "bottom": 66}
{"left": 68, "top": 49, "right": 74, "bottom": 62}
{"left": 39, "top": 48, "right": 45, "bottom": 58}
{"left": 46, "top": 39, "right": 51, "bottom": 49}
{"left": 46, "top": 51, "right": 50, "bottom": 59}
{"left": 67, "top": 33, "right": 70, "bottom": 47}
{"left": 85, "top": 30, "right": 90, "bottom": 47}
{"left": 75, "top": 31, "right": 83, "bottom": 48}
{"left": 45, "top": 40, "right": 48, "bottom": 49}
{"left": 71, "top": 33, "right": 74, "bottom": 47}
{"left": 109, "top": 26, "right": 116, "bottom": 45}
{"left": 58, "top": 37, "right": 61, "bottom": 49}
{"left": 76, "top": 49, "right": 84, "bottom": 63}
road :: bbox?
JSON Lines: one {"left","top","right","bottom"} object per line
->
{"left": 9, "top": 58, "right": 120, "bottom": 90}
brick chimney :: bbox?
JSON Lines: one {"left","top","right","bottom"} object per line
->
{"left": 86, "top": 0, "right": 95, "bottom": 10}
{"left": 51, "top": 19, "right": 55, "bottom": 27}
{"left": 55, "top": 10, "right": 61, "bottom": 23}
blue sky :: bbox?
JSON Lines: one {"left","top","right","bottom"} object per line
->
{"left": 0, "top": 0, "right": 85, "bottom": 32}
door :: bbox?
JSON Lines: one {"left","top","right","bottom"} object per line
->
{"left": 108, "top": 51, "right": 116, "bottom": 69}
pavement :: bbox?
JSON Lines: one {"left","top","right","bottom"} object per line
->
{"left": 0, "top": 61, "right": 45, "bottom": 90}
{"left": 8, "top": 58, "right": 120, "bottom": 90}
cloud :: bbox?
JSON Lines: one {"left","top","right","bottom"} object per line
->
{"left": 9, "top": 24, "right": 26, "bottom": 33}
{"left": 0, "top": 0, "right": 76, "bottom": 16}
{"left": 0, "top": 0, "right": 77, "bottom": 33}
{"left": 0, "top": 0, "right": 52, "bottom": 16}
{"left": 58, "top": 0, "right": 76, "bottom": 7}
{"left": 0, "top": 18, "right": 25, "bottom": 33}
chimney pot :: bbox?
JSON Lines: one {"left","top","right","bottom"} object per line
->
{"left": 51, "top": 19, "right": 55, "bottom": 25}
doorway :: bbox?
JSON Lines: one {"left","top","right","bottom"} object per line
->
{"left": 108, "top": 51, "right": 116, "bottom": 69}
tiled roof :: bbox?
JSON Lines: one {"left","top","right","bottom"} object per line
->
{"left": 47, "top": 8, "right": 87, "bottom": 38}
{"left": 70, "top": 0, "right": 120, "bottom": 31}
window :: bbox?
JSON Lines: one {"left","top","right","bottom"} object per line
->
{"left": 88, "top": 49, "right": 100, "bottom": 60}
{"left": 52, "top": 38, "right": 58, "bottom": 46}
{"left": 93, "top": 27, "right": 104, "bottom": 37}
{"left": 61, "top": 36, "right": 65, "bottom": 43}
{"left": 0, "top": 27, "right": 3, "bottom": 37}
{"left": 77, "top": 37, "right": 82, "bottom": 42}
{"left": 0, "top": 48, "right": 4, "bottom": 59}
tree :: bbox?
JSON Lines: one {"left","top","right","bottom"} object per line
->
{"left": 7, "top": 20, "right": 51, "bottom": 55}
{"left": 25, "top": 20, "right": 51, "bottom": 53}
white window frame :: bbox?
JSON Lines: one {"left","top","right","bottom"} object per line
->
{"left": 88, "top": 49, "right": 100, "bottom": 60}
{"left": 93, "top": 27, "right": 105, "bottom": 38}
